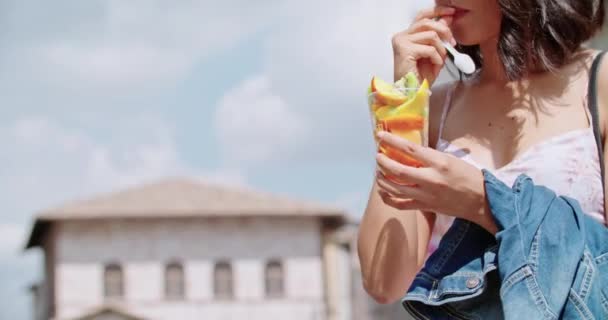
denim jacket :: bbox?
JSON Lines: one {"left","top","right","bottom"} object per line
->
{"left": 402, "top": 170, "right": 608, "bottom": 319}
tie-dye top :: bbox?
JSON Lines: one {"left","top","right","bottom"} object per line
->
{"left": 427, "top": 83, "right": 606, "bottom": 255}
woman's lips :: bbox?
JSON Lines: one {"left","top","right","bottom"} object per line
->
{"left": 452, "top": 8, "right": 470, "bottom": 20}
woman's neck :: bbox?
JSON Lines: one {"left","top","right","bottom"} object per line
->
{"left": 477, "top": 38, "right": 509, "bottom": 85}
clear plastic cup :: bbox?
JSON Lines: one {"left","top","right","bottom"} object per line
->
{"left": 368, "top": 87, "right": 431, "bottom": 169}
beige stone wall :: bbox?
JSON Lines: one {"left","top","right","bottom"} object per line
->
{"left": 52, "top": 217, "right": 326, "bottom": 320}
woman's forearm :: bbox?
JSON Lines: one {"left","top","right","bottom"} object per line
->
{"left": 357, "top": 182, "right": 435, "bottom": 304}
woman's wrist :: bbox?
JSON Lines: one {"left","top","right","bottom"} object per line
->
{"left": 472, "top": 188, "right": 498, "bottom": 235}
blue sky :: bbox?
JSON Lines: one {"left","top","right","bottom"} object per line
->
{"left": 0, "top": 0, "right": 432, "bottom": 318}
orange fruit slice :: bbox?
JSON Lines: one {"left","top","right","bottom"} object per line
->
{"left": 371, "top": 76, "right": 408, "bottom": 106}
{"left": 378, "top": 115, "right": 424, "bottom": 132}
{"left": 380, "top": 146, "right": 424, "bottom": 168}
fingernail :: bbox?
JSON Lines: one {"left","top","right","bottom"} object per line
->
{"left": 451, "top": 38, "right": 457, "bottom": 46}
{"left": 377, "top": 131, "right": 386, "bottom": 139}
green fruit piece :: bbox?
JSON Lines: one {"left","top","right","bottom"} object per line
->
{"left": 394, "top": 77, "right": 406, "bottom": 89}
{"left": 391, "top": 79, "right": 430, "bottom": 117}
{"left": 405, "top": 72, "right": 419, "bottom": 99}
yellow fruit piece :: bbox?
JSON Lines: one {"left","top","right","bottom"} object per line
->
{"left": 396, "top": 129, "right": 422, "bottom": 145}
{"left": 372, "top": 78, "right": 430, "bottom": 124}
{"left": 393, "top": 79, "right": 430, "bottom": 116}
{"left": 374, "top": 105, "right": 393, "bottom": 119}
{"left": 420, "top": 79, "right": 429, "bottom": 91}
{"left": 370, "top": 103, "right": 388, "bottom": 112}
{"left": 370, "top": 76, "right": 393, "bottom": 92}
{"left": 371, "top": 76, "right": 408, "bottom": 106}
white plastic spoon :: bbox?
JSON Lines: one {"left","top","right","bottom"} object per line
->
{"left": 442, "top": 40, "right": 476, "bottom": 75}
{"left": 434, "top": 16, "right": 476, "bottom": 75}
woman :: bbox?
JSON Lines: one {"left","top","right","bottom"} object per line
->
{"left": 357, "top": 0, "right": 607, "bottom": 307}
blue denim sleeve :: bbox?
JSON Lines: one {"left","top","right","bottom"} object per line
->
{"left": 482, "top": 169, "right": 587, "bottom": 318}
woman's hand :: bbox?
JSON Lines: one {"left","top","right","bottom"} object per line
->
{"left": 375, "top": 131, "right": 498, "bottom": 234}
{"left": 392, "top": 6, "right": 456, "bottom": 84}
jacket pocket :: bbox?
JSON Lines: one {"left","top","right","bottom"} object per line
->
{"left": 500, "top": 265, "right": 558, "bottom": 320}
{"left": 554, "top": 248, "right": 608, "bottom": 320}
{"left": 561, "top": 250, "right": 604, "bottom": 320}
{"left": 594, "top": 252, "right": 608, "bottom": 316}
{"left": 500, "top": 265, "right": 533, "bottom": 298}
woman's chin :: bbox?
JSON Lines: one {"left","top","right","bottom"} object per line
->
{"left": 453, "top": 35, "right": 482, "bottom": 47}
{"left": 453, "top": 31, "right": 500, "bottom": 48}
{"left": 457, "top": 41, "right": 480, "bottom": 47}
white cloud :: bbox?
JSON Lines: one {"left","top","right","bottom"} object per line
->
{"left": 0, "top": 0, "right": 285, "bottom": 93}
{"left": 260, "top": 0, "right": 434, "bottom": 164}
{"left": 199, "top": 170, "right": 249, "bottom": 188}
{"left": 214, "top": 74, "right": 310, "bottom": 166}
{"left": 0, "top": 224, "right": 27, "bottom": 255}
{"left": 40, "top": 43, "right": 191, "bottom": 90}
{"left": 0, "top": 115, "right": 245, "bottom": 224}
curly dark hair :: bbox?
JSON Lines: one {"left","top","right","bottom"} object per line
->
{"left": 457, "top": 0, "right": 606, "bottom": 80}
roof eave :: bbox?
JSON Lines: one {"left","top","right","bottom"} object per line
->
{"left": 24, "top": 219, "right": 50, "bottom": 250}
{"left": 32, "top": 208, "right": 347, "bottom": 220}
{"left": 24, "top": 210, "right": 348, "bottom": 250}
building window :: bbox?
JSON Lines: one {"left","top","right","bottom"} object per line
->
{"left": 103, "top": 263, "right": 123, "bottom": 298}
{"left": 213, "top": 261, "right": 233, "bottom": 299}
{"left": 165, "top": 261, "right": 185, "bottom": 300}
{"left": 265, "top": 260, "right": 284, "bottom": 298}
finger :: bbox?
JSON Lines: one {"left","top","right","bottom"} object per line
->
{"left": 407, "top": 31, "right": 448, "bottom": 59}
{"left": 376, "top": 152, "right": 428, "bottom": 186}
{"left": 376, "top": 171, "right": 427, "bottom": 200}
{"left": 410, "top": 19, "right": 455, "bottom": 44}
{"left": 409, "top": 43, "right": 444, "bottom": 67}
{"left": 377, "top": 131, "right": 441, "bottom": 167}
{"left": 437, "top": 15, "right": 454, "bottom": 29}
{"left": 414, "top": 6, "right": 456, "bottom": 22}
{"left": 378, "top": 190, "right": 425, "bottom": 211}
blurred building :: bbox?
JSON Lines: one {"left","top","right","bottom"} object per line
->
{"left": 24, "top": 178, "right": 406, "bottom": 320}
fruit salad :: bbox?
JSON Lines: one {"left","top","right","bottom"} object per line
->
{"left": 368, "top": 72, "right": 430, "bottom": 168}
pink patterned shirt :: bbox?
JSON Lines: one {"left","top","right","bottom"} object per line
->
{"left": 428, "top": 83, "right": 606, "bottom": 255}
